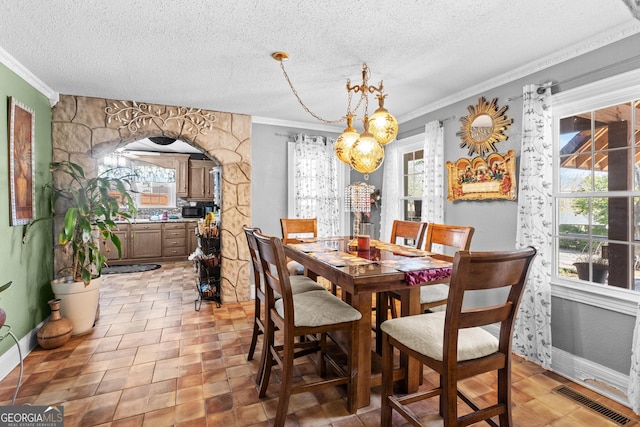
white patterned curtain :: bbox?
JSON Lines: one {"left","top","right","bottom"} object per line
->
{"left": 380, "top": 141, "right": 401, "bottom": 241}
{"left": 512, "top": 84, "right": 553, "bottom": 369}
{"left": 421, "top": 120, "right": 444, "bottom": 225}
{"left": 291, "top": 134, "right": 340, "bottom": 237}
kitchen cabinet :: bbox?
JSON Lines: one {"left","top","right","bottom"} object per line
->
{"left": 163, "top": 222, "right": 187, "bottom": 257}
{"left": 130, "top": 223, "right": 163, "bottom": 259}
{"left": 175, "top": 155, "right": 190, "bottom": 198}
{"left": 188, "top": 159, "right": 216, "bottom": 200}
{"left": 101, "top": 221, "right": 200, "bottom": 265}
{"left": 102, "top": 225, "right": 130, "bottom": 261}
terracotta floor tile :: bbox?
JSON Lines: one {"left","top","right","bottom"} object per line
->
{"left": 0, "top": 261, "right": 634, "bottom": 427}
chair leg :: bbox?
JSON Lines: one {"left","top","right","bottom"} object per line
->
{"left": 381, "top": 332, "right": 394, "bottom": 427}
{"left": 442, "top": 372, "right": 458, "bottom": 427}
{"left": 247, "top": 295, "right": 261, "bottom": 361}
{"left": 389, "top": 294, "right": 398, "bottom": 318}
{"left": 274, "top": 332, "right": 295, "bottom": 427}
{"left": 258, "top": 319, "right": 275, "bottom": 398}
{"left": 498, "top": 365, "right": 513, "bottom": 426}
{"left": 346, "top": 321, "right": 359, "bottom": 414}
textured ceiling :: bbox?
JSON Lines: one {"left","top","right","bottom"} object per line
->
{"left": 0, "top": 1, "right": 638, "bottom": 132}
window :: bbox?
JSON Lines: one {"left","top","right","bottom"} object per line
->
{"left": 287, "top": 135, "right": 349, "bottom": 237}
{"left": 401, "top": 148, "right": 424, "bottom": 222}
{"left": 553, "top": 71, "right": 640, "bottom": 295}
{"left": 99, "top": 156, "right": 176, "bottom": 209}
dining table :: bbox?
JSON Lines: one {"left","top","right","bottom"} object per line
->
{"left": 283, "top": 236, "right": 453, "bottom": 409}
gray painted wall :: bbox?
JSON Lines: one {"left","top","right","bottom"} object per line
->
{"left": 251, "top": 33, "right": 640, "bottom": 375}
{"left": 399, "top": 33, "right": 640, "bottom": 374}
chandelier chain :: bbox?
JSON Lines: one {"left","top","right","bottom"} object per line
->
{"left": 278, "top": 61, "right": 345, "bottom": 124}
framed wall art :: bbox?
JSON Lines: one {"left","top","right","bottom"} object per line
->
{"left": 8, "top": 97, "right": 35, "bottom": 226}
{"left": 446, "top": 149, "right": 517, "bottom": 201}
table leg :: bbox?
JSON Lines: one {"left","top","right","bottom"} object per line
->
{"left": 399, "top": 286, "right": 421, "bottom": 393}
{"left": 375, "top": 292, "right": 389, "bottom": 354}
{"left": 345, "top": 291, "right": 372, "bottom": 409}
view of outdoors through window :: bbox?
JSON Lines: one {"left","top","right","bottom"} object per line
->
{"left": 402, "top": 149, "right": 424, "bottom": 223}
{"left": 555, "top": 100, "right": 640, "bottom": 291}
{"left": 99, "top": 154, "right": 176, "bottom": 208}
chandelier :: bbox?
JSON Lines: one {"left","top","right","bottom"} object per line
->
{"left": 272, "top": 52, "right": 398, "bottom": 178}
{"left": 345, "top": 182, "right": 375, "bottom": 237}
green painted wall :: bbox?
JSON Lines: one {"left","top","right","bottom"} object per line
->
{"left": 0, "top": 63, "right": 53, "bottom": 357}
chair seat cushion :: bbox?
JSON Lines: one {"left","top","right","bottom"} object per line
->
{"left": 287, "top": 260, "right": 304, "bottom": 275}
{"left": 420, "top": 284, "right": 449, "bottom": 304}
{"left": 275, "top": 290, "right": 362, "bottom": 327}
{"left": 290, "top": 275, "right": 327, "bottom": 294}
{"left": 380, "top": 311, "right": 498, "bottom": 362}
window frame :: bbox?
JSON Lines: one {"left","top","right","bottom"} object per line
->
{"left": 397, "top": 134, "right": 425, "bottom": 222}
{"left": 552, "top": 68, "right": 640, "bottom": 314}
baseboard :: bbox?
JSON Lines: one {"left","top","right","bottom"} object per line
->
{"left": 0, "top": 319, "right": 46, "bottom": 382}
{"left": 552, "top": 346, "right": 630, "bottom": 408}
{"left": 484, "top": 324, "right": 631, "bottom": 409}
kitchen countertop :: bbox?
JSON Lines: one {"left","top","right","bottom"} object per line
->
{"left": 115, "top": 218, "right": 200, "bottom": 224}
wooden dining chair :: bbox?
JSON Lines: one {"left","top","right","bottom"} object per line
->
{"left": 254, "top": 230, "right": 362, "bottom": 427}
{"left": 242, "top": 226, "right": 325, "bottom": 386}
{"left": 280, "top": 218, "right": 317, "bottom": 275}
{"left": 382, "top": 220, "right": 428, "bottom": 318}
{"left": 281, "top": 217, "right": 338, "bottom": 294}
{"left": 380, "top": 246, "right": 537, "bottom": 427}
{"left": 419, "top": 223, "right": 474, "bottom": 311}
{"left": 390, "top": 219, "right": 427, "bottom": 248}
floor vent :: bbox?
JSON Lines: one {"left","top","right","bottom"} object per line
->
{"left": 553, "top": 385, "right": 634, "bottom": 426}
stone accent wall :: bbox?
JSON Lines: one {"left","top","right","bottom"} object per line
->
{"left": 51, "top": 95, "right": 252, "bottom": 302}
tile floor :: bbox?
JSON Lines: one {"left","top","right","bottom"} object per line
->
{"left": 0, "top": 261, "right": 639, "bottom": 426}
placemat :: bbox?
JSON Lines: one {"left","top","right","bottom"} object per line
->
{"left": 309, "top": 251, "right": 373, "bottom": 267}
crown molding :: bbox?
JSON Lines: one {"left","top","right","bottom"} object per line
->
{"left": 398, "top": 21, "right": 640, "bottom": 124}
{"left": 252, "top": 115, "right": 342, "bottom": 134}
{"left": 0, "top": 45, "right": 59, "bottom": 106}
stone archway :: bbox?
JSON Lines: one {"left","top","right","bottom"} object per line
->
{"left": 51, "top": 95, "right": 252, "bottom": 302}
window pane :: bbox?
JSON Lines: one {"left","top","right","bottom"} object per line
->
{"left": 559, "top": 158, "right": 591, "bottom": 192}
{"left": 559, "top": 114, "right": 592, "bottom": 154}
{"left": 403, "top": 149, "right": 424, "bottom": 198}
{"left": 403, "top": 199, "right": 421, "bottom": 222}
{"left": 594, "top": 102, "right": 632, "bottom": 148}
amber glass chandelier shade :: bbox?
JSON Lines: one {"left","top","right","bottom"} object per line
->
{"left": 350, "top": 132, "right": 384, "bottom": 174}
{"left": 335, "top": 115, "right": 360, "bottom": 164}
{"left": 369, "top": 107, "right": 398, "bottom": 145}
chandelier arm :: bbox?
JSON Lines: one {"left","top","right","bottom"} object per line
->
{"left": 278, "top": 60, "right": 345, "bottom": 124}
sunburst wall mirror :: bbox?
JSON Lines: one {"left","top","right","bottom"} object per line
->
{"left": 456, "top": 97, "right": 512, "bottom": 157}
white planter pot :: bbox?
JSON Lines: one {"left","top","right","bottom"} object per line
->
{"left": 51, "top": 276, "right": 100, "bottom": 336}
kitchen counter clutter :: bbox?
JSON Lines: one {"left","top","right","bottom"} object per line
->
{"left": 193, "top": 218, "right": 222, "bottom": 310}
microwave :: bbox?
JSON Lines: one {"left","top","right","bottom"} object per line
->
{"left": 182, "top": 206, "right": 204, "bottom": 218}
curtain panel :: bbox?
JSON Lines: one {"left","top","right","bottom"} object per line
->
{"left": 291, "top": 134, "right": 340, "bottom": 237}
{"left": 512, "top": 84, "right": 553, "bottom": 369}
{"left": 421, "top": 120, "right": 444, "bottom": 225}
{"left": 380, "top": 141, "right": 401, "bottom": 242}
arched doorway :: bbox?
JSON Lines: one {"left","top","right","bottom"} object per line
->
{"left": 51, "top": 95, "right": 252, "bottom": 302}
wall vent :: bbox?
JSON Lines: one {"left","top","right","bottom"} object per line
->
{"left": 553, "top": 385, "right": 634, "bottom": 426}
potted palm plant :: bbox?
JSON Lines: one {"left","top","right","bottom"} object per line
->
{"left": 47, "top": 161, "right": 136, "bottom": 335}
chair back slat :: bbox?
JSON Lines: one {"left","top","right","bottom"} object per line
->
{"left": 280, "top": 218, "right": 317, "bottom": 243}
{"left": 424, "top": 223, "right": 474, "bottom": 260}
{"left": 458, "top": 303, "right": 514, "bottom": 329}
{"left": 390, "top": 220, "right": 427, "bottom": 248}
{"left": 253, "top": 231, "right": 294, "bottom": 321}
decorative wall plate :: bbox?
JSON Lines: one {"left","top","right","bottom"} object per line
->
{"left": 456, "top": 97, "right": 512, "bottom": 157}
